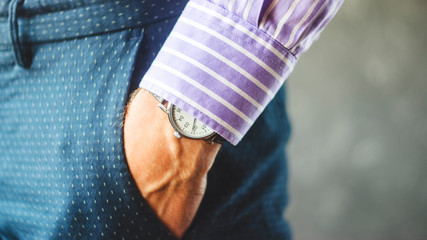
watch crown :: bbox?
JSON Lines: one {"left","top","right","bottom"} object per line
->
{"left": 174, "top": 131, "right": 182, "bottom": 139}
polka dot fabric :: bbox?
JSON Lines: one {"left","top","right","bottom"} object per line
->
{"left": 1, "top": 29, "right": 177, "bottom": 240}
{"left": 0, "top": 0, "right": 187, "bottom": 239}
{"left": 0, "top": 0, "right": 292, "bottom": 239}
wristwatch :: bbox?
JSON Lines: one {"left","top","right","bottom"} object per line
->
{"left": 150, "top": 92, "right": 226, "bottom": 145}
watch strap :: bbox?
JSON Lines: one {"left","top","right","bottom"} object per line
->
{"left": 206, "top": 134, "right": 226, "bottom": 145}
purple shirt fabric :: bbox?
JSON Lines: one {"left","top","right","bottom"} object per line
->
{"left": 139, "top": 0, "right": 344, "bottom": 145}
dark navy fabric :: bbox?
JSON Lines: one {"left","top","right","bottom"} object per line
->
{"left": 0, "top": 0, "right": 292, "bottom": 239}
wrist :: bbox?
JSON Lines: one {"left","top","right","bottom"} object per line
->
{"left": 124, "top": 88, "right": 220, "bottom": 183}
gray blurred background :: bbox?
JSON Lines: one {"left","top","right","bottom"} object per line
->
{"left": 285, "top": 0, "right": 427, "bottom": 239}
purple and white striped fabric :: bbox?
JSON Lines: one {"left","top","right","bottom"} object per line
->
{"left": 140, "top": 0, "right": 344, "bottom": 145}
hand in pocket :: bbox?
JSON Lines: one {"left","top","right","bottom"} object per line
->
{"left": 123, "top": 89, "right": 220, "bottom": 238}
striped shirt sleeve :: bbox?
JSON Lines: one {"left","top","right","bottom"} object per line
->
{"left": 139, "top": 0, "right": 344, "bottom": 145}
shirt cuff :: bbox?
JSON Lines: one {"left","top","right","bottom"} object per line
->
{"left": 139, "top": 0, "right": 296, "bottom": 145}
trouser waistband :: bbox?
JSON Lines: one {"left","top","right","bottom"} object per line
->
{"left": 0, "top": 0, "right": 187, "bottom": 46}
{"left": 0, "top": 0, "right": 187, "bottom": 68}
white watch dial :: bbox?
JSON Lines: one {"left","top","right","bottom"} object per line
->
{"left": 170, "top": 105, "right": 214, "bottom": 138}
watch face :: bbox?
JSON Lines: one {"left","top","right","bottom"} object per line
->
{"left": 169, "top": 105, "right": 215, "bottom": 139}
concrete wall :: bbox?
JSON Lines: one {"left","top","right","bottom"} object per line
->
{"left": 286, "top": 0, "right": 427, "bottom": 239}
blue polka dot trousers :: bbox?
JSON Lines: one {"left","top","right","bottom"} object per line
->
{"left": 0, "top": 0, "right": 292, "bottom": 239}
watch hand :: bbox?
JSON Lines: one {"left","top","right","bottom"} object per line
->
{"left": 192, "top": 118, "right": 197, "bottom": 130}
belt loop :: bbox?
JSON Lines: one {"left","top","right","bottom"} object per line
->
{"left": 9, "top": 0, "right": 31, "bottom": 68}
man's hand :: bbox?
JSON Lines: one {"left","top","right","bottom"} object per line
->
{"left": 123, "top": 89, "right": 220, "bottom": 238}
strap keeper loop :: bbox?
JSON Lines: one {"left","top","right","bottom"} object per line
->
{"left": 9, "top": 0, "right": 31, "bottom": 68}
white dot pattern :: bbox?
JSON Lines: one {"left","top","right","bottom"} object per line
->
{"left": 0, "top": 0, "right": 186, "bottom": 239}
